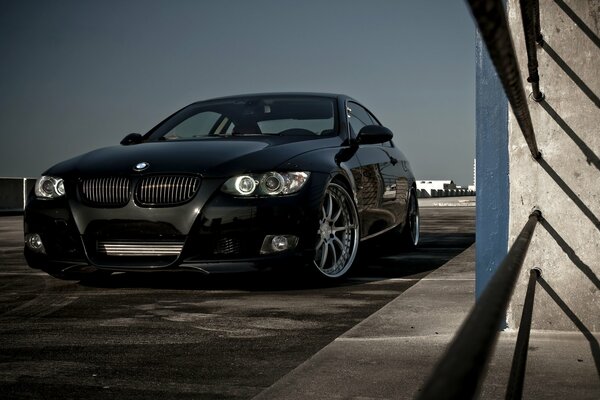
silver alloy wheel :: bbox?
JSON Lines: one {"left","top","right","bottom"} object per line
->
{"left": 407, "top": 191, "right": 420, "bottom": 246}
{"left": 313, "top": 183, "right": 360, "bottom": 278}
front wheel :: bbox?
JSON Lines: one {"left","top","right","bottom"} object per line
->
{"left": 313, "top": 183, "right": 360, "bottom": 279}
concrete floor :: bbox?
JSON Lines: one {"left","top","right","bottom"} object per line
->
{"left": 0, "top": 207, "right": 475, "bottom": 399}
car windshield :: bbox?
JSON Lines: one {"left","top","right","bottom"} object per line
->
{"left": 149, "top": 96, "right": 338, "bottom": 141}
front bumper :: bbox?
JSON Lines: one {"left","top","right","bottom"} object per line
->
{"left": 24, "top": 174, "right": 328, "bottom": 274}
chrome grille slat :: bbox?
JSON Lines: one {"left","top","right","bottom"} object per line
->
{"left": 96, "top": 240, "right": 184, "bottom": 256}
{"left": 81, "top": 177, "right": 130, "bottom": 206}
{"left": 136, "top": 175, "right": 200, "bottom": 206}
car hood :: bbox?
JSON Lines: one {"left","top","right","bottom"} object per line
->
{"left": 45, "top": 136, "right": 341, "bottom": 178}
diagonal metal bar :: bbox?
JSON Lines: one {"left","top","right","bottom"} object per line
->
{"left": 467, "top": 0, "right": 542, "bottom": 159}
{"left": 417, "top": 211, "right": 542, "bottom": 400}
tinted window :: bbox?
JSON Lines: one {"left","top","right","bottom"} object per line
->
{"left": 347, "top": 102, "right": 375, "bottom": 135}
{"left": 162, "top": 111, "right": 223, "bottom": 140}
{"left": 150, "top": 96, "right": 338, "bottom": 140}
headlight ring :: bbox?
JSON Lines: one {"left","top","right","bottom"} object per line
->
{"left": 235, "top": 175, "right": 257, "bottom": 195}
{"left": 260, "top": 173, "right": 285, "bottom": 196}
{"left": 35, "top": 176, "right": 65, "bottom": 199}
{"left": 222, "top": 172, "right": 309, "bottom": 197}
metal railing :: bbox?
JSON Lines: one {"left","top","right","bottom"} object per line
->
{"left": 417, "top": 0, "right": 553, "bottom": 398}
{"left": 417, "top": 211, "right": 542, "bottom": 400}
{"left": 467, "top": 0, "right": 541, "bottom": 159}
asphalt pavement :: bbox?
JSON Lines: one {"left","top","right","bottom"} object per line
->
{"left": 0, "top": 207, "right": 476, "bottom": 399}
{"left": 4, "top": 205, "right": 597, "bottom": 399}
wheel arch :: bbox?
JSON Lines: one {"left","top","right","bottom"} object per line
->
{"left": 326, "top": 167, "right": 358, "bottom": 204}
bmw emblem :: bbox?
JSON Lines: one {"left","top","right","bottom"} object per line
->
{"left": 134, "top": 162, "right": 149, "bottom": 171}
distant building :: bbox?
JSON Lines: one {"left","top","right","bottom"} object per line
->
{"left": 469, "top": 158, "right": 476, "bottom": 192}
{"left": 416, "top": 179, "right": 475, "bottom": 198}
{"left": 418, "top": 180, "right": 456, "bottom": 194}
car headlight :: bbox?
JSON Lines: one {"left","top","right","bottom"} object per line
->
{"left": 34, "top": 176, "right": 65, "bottom": 199}
{"left": 222, "top": 172, "right": 310, "bottom": 197}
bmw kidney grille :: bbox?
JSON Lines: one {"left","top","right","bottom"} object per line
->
{"left": 136, "top": 175, "right": 200, "bottom": 206}
{"left": 80, "top": 175, "right": 200, "bottom": 207}
{"left": 81, "top": 177, "right": 131, "bottom": 206}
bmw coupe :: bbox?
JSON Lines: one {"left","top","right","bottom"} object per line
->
{"left": 24, "top": 93, "right": 419, "bottom": 280}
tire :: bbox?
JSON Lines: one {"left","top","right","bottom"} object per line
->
{"left": 312, "top": 182, "right": 360, "bottom": 279}
{"left": 399, "top": 189, "right": 420, "bottom": 249}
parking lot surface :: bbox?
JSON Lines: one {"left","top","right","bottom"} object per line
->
{"left": 0, "top": 207, "right": 474, "bottom": 399}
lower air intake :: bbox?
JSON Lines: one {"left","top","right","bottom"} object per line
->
{"left": 96, "top": 241, "right": 184, "bottom": 257}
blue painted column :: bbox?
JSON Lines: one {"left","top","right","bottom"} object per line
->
{"left": 475, "top": 30, "right": 509, "bottom": 299}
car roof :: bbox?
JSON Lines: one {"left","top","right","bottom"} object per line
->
{"left": 191, "top": 92, "right": 356, "bottom": 105}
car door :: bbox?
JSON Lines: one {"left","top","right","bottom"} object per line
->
{"left": 347, "top": 101, "right": 409, "bottom": 238}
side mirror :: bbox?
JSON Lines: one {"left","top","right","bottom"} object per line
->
{"left": 120, "top": 133, "right": 143, "bottom": 146}
{"left": 356, "top": 125, "right": 393, "bottom": 145}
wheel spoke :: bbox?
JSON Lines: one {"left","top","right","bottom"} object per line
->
{"left": 328, "top": 242, "right": 338, "bottom": 268}
{"left": 326, "top": 193, "right": 333, "bottom": 219}
{"left": 332, "top": 236, "right": 345, "bottom": 252}
{"left": 331, "top": 203, "right": 342, "bottom": 223}
{"left": 332, "top": 226, "right": 348, "bottom": 233}
{"left": 319, "top": 241, "right": 329, "bottom": 268}
{"left": 315, "top": 236, "right": 324, "bottom": 251}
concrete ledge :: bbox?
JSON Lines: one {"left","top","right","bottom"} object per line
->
{"left": 254, "top": 246, "right": 476, "bottom": 400}
{"left": 254, "top": 242, "right": 600, "bottom": 399}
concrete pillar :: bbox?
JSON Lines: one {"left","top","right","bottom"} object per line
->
{"left": 507, "top": 0, "right": 599, "bottom": 331}
{"left": 475, "top": 26, "right": 510, "bottom": 300}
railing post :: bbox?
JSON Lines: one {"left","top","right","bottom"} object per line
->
{"left": 505, "top": 268, "right": 540, "bottom": 400}
{"left": 520, "top": 0, "right": 544, "bottom": 101}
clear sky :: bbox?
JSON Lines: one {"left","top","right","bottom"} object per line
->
{"left": 0, "top": 0, "right": 476, "bottom": 186}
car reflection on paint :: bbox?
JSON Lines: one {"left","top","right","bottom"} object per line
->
{"left": 24, "top": 93, "right": 419, "bottom": 281}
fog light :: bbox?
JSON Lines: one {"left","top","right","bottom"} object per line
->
{"left": 272, "top": 235, "right": 288, "bottom": 251}
{"left": 260, "top": 235, "right": 299, "bottom": 254}
{"left": 25, "top": 233, "right": 46, "bottom": 254}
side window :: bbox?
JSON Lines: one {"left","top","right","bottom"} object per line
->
{"left": 347, "top": 102, "right": 375, "bottom": 136}
{"left": 348, "top": 102, "right": 392, "bottom": 147}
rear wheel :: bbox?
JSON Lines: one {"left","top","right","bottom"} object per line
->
{"left": 313, "top": 183, "right": 360, "bottom": 279}
{"left": 399, "top": 189, "right": 420, "bottom": 249}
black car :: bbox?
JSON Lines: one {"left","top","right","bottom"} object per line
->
{"left": 24, "top": 93, "right": 419, "bottom": 280}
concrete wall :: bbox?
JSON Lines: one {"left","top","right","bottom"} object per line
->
{"left": 0, "top": 178, "right": 35, "bottom": 213}
{"left": 507, "top": 0, "right": 599, "bottom": 331}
